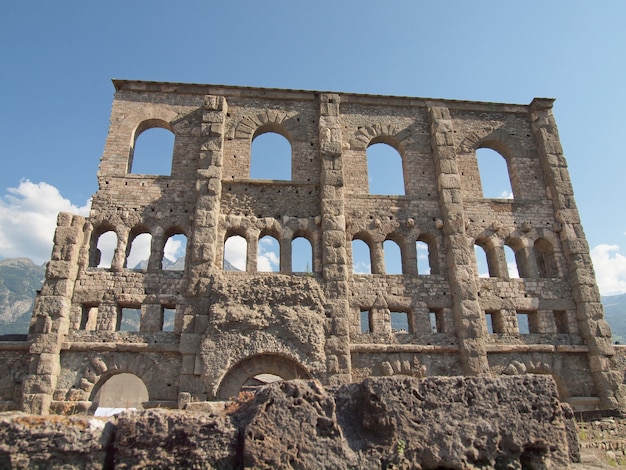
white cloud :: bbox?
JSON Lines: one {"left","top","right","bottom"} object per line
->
{"left": 0, "top": 180, "right": 90, "bottom": 265}
{"left": 498, "top": 190, "right": 514, "bottom": 199}
{"left": 258, "top": 241, "right": 279, "bottom": 272}
{"left": 590, "top": 244, "right": 626, "bottom": 296}
{"left": 164, "top": 235, "right": 185, "bottom": 263}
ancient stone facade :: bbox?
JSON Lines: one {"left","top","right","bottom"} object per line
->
{"left": 4, "top": 80, "right": 625, "bottom": 414}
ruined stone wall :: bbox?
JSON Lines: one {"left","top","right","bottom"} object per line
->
{"left": 11, "top": 80, "right": 624, "bottom": 414}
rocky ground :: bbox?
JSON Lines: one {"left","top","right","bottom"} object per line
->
{"left": 575, "top": 417, "right": 626, "bottom": 468}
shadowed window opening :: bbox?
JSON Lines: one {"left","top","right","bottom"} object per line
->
{"left": 476, "top": 147, "right": 513, "bottom": 199}
{"left": 117, "top": 307, "right": 140, "bottom": 332}
{"left": 485, "top": 310, "right": 504, "bottom": 334}
{"left": 130, "top": 127, "right": 174, "bottom": 175}
{"left": 162, "top": 307, "right": 175, "bottom": 332}
{"left": 224, "top": 235, "right": 247, "bottom": 271}
{"left": 366, "top": 143, "right": 404, "bottom": 195}
{"left": 126, "top": 232, "right": 151, "bottom": 269}
{"left": 554, "top": 310, "right": 569, "bottom": 334}
{"left": 251, "top": 132, "right": 291, "bottom": 180}
{"left": 390, "top": 311, "right": 409, "bottom": 333}
{"left": 383, "top": 239, "right": 402, "bottom": 274}
{"left": 80, "top": 305, "right": 98, "bottom": 331}
{"left": 292, "top": 236, "right": 313, "bottom": 273}
{"left": 258, "top": 235, "right": 279, "bottom": 272}
{"left": 535, "top": 238, "right": 558, "bottom": 278}
{"left": 360, "top": 310, "right": 371, "bottom": 333}
{"left": 429, "top": 310, "right": 443, "bottom": 333}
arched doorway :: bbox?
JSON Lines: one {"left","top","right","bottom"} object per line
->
{"left": 91, "top": 372, "right": 149, "bottom": 416}
{"left": 217, "top": 354, "right": 310, "bottom": 400}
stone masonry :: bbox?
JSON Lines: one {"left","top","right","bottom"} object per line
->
{"left": 4, "top": 80, "right": 624, "bottom": 414}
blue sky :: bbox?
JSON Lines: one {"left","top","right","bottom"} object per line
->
{"left": 1, "top": 1, "right": 626, "bottom": 294}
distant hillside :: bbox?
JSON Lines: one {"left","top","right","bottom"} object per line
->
{"left": 602, "top": 293, "right": 626, "bottom": 344}
{"left": 0, "top": 258, "right": 45, "bottom": 335}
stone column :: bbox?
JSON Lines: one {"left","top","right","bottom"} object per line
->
{"left": 179, "top": 95, "right": 227, "bottom": 399}
{"left": 530, "top": 98, "right": 624, "bottom": 409}
{"left": 22, "top": 213, "right": 87, "bottom": 414}
{"left": 319, "top": 93, "right": 352, "bottom": 385}
{"left": 428, "top": 106, "right": 490, "bottom": 376}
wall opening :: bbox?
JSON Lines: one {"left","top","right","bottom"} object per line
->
{"left": 516, "top": 311, "right": 539, "bottom": 334}
{"left": 258, "top": 235, "right": 280, "bottom": 272}
{"left": 474, "top": 244, "right": 491, "bottom": 278}
{"left": 162, "top": 307, "right": 176, "bottom": 332}
{"left": 162, "top": 233, "right": 187, "bottom": 270}
{"left": 91, "top": 230, "right": 117, "bottom": 268}
{"left": 554, "top": 310, "right": 569, "bottom": 334}
{"left": 292, "top": 236, "right": 313, "bottom": 273}
{"left": 390, "top": 311, "right": 409, "bottom": 333}
{"left": 125, "top": 232, "right": 152, "bottom": 270}
{"left": 535, "top": 238, "right": 558, "bottom": 278}
{"left": 250, "top": 132, "right": 291, "bottom": 180}
{"left": 352, "top": 238, "right": 371, "bottom": 274}
{"left": 416, "top": 240, "right": 431, "bottom": 275}
{"left": 383, "top": 239, "right": 402, "bottom": 274}
{"left": 117, "top": 307, "right": 140, "bottom": 332}
{"left": 476, "top": 147, "right": 513, "bottom": 199}
{"left": 224, "top": 234, "right": 247, "bottom": 271}
{"left": 429, "top": 309, "right": 444, "bottom": 333}
{"left": 360, "top": 310, "right": 371, "bottom": 333}
{"left": 129, "top": 126, "right": 175, "bottom": 175}
{"left": 504, "top": 245, "right": 520, "bottom": 279}
{"left": 80, "top": 305, "right": 98, "bottom": 331}
{"left": 485, "top": 310, "right": 504, "bottom": 334}
{"left": 93, "top": 373, "right": 149, "bottom": 416}
{"left": 366, "top": 142, "right": 404, "bottom": 195}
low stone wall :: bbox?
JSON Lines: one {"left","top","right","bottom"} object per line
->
{"left": 0, "top": 375, "right": 576, "bottom": 469}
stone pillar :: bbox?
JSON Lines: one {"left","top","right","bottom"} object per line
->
{"left": 319, "top": 93, "right": 352, "bottom": 385}
{"left": 428, "top": 106, "right": 490, "bottom": 376}
{"left": 179, "top": 95, "right": 227, "bottom": 399}
{"left": 22, "top": 213, "right": 87, "bottom": 414}
{"left": 530, "top": 98, "right": 624, "bottom": 409}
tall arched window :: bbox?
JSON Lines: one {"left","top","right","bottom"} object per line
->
{"left": 258, "top": 235, "right": 280, "bottom": 272}
{"left": 129, "top": 125, "right": 175, "bottom": 175}
{"left": 224, "top": 234, "right": 247, "bottom": 271}
{"left": 535, "top": 238, "right": 558, "bottom": 278}
{"left": 474, "top": 243, "right": 491, "bottom": 278}
{"left": 504, "top": 245, "right": 520, "bottom": 279}
{"left": 292, "top": 236, "right": 313, "bottom": 273}
{"left": 162, "top": 233, "right": 187, "bottom": 270}
{"left": 125, "top": 232, "right": 152, "bottom": 269}
{"left": 352, "top": 239, "right": 371, "bottom": 274}
{"left": 250, "top": 131, "right": 291, "bottom": 180}
{"left": 476, "top": 147, "right": 513, "bottom": 199}
{"left": 366, "top": 142, "right": 404, "bottom": 195}
{"left": 91, "top": 230, "right": 117, "bottom": 268}
{"left": 383, "top": 239, "right": 402, "bottom": 274}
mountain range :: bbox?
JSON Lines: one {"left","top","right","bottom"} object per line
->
{"left": 0, "top": 257, "right": 625, "bottom": 341}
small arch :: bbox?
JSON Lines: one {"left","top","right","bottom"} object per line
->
{"left": 383, "top": 239, "right": 402, "bottom": 274}
{"left": 217, "top": 354, "right": 310, "bottom": 400}
{"left": 89, "top": 228, "right": 117, "bottom": 268}
{"left": 474, "top": 242, "right": 493, "bottom": 278}
{"left": 476, "top": 147, "right": 514, "bottom": 199}
{"left": 417, "top": 234, "right": 439, "bottom": 275}
{"left": 224, "top": 233, "right": 247, "bottom": 271}
{"left": 162, "top": 232, "right": 187, "bottom": 270}
{"left": 352, "top": 238, "right": 372, "bottom": 274}
{"left": 250, "top": 130, "right": 292, "bottom": 180}
{"left": 503, "top": 245, "right": 520, "bottom": 279}
{"left": 129, "top": 120, "right": 175, "bottom": 175}
{"left": 292, "top": 235, "right": 313, "bottom": 273}
{"left": 92, "top": 372, "right": 149, "bottom": 415}
{"left": 534, "top": 238, "right": 558, "bottom": 277}
{"left": 125, "top": 230, "right": 152, "bottom": 269}
{"left": 366, "top": 142, "right": 405, "bottom": 195}
{"left": 258, "top": 234, "right": 280, "bottom": 272}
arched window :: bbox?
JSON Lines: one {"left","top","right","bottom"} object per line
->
{"left": 504, "top": 245, "right": 520, "bottom": 279}
{"left": 352, "top": 238, "right": 372, "bottom": 274}
{"left": 474, "top": 243, "right": 492, "bottom": 278}
{"left": 292, "top": 236, "right": 313, "bottom": 273}
{"left": 476, "top": 147, "right": 513, "bottom": 199}
{"left": 93, "top": 373, "right": 149, "bottom": 416}
{"left": 250, "top": 131, "right": 291, "bottom": 180}
{"left": 383, "top": 239, "right": 402, "bottom": 274}
{"left": 224, "top": 234, "right": 247, "bottom": 271}
{"left": 366, "top": 142, "right": 404, "bottom": 195}
{"left": 534, "top": 238, "right": 558, "bottom": 277}
{"left": 162, "top": 233, "right": 187, "bottom": 270}
{"left": 258, "top": 235, "right": 280, "bottom": 272}
{"left": 129, "top": 125, "right": 175, "bottom": 175}
{"left": 125, "top": 232, "right": 152, "bottom": 269}
{"left": 90, "top": 230, "right": 117, "bottom": 268}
